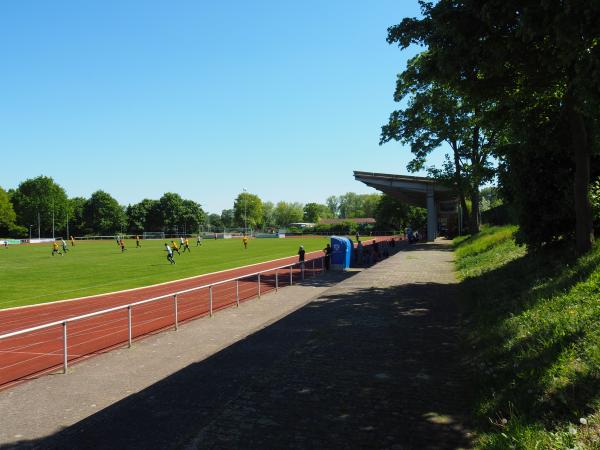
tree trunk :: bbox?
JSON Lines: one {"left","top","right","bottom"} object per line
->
{"left": 567, "top": 94, "right": 594, "bottom": 254}
{"left": 452, "top": 145, "right": 469, "bottom": 233}
{"left": 470, "top": 125, "right": 481, "bottom": 235}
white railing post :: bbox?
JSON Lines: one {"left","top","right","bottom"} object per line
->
{"left": 62, "top": 321, "right": 68, "bottom": 374}
{"left": 236, "top": 280, "right": 240, "bottom": 307}
{"left": 275, "top": 269, "right": 279, "bottom": 291}
{"left": 173, "top": 294, "right": 179, "bottom": 330}
{"left": 128, "top": 305, "right": 132, "bottom": 348}
{"left": 258, "top": 273, "right": 261, "bottom": 298}
{"left": 209, "top": 286, "right": 213, "bottom": 317}
{"left": 290, "top": 265, "right": 293, "bottom": 286}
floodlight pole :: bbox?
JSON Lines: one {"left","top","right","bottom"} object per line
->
{"left": 29, "top": 225, "right": 32, "bottom": 241}
{"left": 243, "top": 188, "right": 247, "bottom": 234}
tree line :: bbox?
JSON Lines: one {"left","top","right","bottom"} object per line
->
{"left": 0, "top": 176, "right": 426, "bottom": 237}
{"left": 381, "top": 1, "right": 600, "bottom": 253}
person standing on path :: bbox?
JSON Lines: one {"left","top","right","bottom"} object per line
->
{"left": 323, "top": 243, "right": 332, "bottom": 270}
{"left": 298, "top": 245, "right": 305, "bottom": 263}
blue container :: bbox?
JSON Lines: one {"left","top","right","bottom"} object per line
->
{"left": 330, "top": 236, "right": 352, "bottom": 270}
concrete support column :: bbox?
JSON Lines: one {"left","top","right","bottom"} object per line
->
{"left": 426, "top": 187, "right": 437, "bottom": 242}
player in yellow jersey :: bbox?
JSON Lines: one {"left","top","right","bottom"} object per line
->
{"left": 182, "top": 238, "right": 191, "bottom": 253}
{"left": 242, "top": 234, "right": 248, "bottom": 249}
{"left": 171, "top": 240, "right": 181, "bottom": 255}
{"left": 51, "top": 241, "right": 62, "bottom": 256}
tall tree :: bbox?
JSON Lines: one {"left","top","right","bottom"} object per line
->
{"left": 157, "top": 193, "right": 185, "bottom": 233}
{"left": 273, "top": 201, "right": 304, "bottom": 226}
{"left": 180, "top": 199, "right": 206, "bottom": 234}
{"left": 387, "top": 1, "right": 600, "bottom": 251}
{"left": 233, "top": 192, "right": 263, "bottom": 230}
{"left": 0, "top": 187, "right": 23, "bottom": 237}
{"left": 303, "top": 202, "right": 332, "bottom": 223}
{"left": 83, "top": 190, "right": 126, "bottom": 235}
{"left": 126, "top": 199, "right": 157, "bottom": 234}
{"left": 325, "top": 195, "right": 339, "bottom": 218}
{"left": 11, "top": 176, "right": 69, "bottom": 237}
{"left": 261, "top": 202, "right": 275, "bottom": 228}
{"left": 220, "top": 209, "right": 235, "bottom": 229}
{"left": 68, "top": 197, "right": 87, "bottom": 236}
{"left": 381, "top": 48, "right": 498, "bottom": 234}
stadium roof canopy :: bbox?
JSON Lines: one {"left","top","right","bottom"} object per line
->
{"left": 353, "top": 171, "right": 456, "bottom": 208}
{"left": 353, "top": 171, "right": 459, "bottom": 241}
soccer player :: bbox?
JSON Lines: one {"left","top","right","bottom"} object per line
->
{"left": 136, "top": 235, "right": 141, "bottom": 248}
{"left": 120, "top": 239, "right": 126, "bottom": 252}
{"left": 242, "top": 234, "right": 248, "bottom": 249}
{"left": 171, "top": 240, "right": 181, "bottom": 255}
{"left": 182, "top": 238, "right": 191, "bottom": 253}
{"left": 196, "top": 235, "right": 202, "bottom": 246}
{"left": 70, "top": 235, "right": 75, "bottom": 246}
{"left": 165, "top": 243, "right": 175, "bottom": 264}
{"left": 180, "top": 236, "right": 185, "bottom": 248}
{"left": 61, "top": 239, "right": 69, "bottom": 253}
{"left": 52, "top": 241, "right": 62, "bottom": 256}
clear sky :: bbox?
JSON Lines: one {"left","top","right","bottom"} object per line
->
{"left": 0, "top": 1, "right": 434, "bottom": 214}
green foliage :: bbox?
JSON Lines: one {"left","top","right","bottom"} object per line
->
{"left": 83, "top": 190, "right": 126, "bottom": 235}
{"left": 454, "top": 226, "right": 600, "bottom": 448}
{"left": 374, "top": 194, "right": 426, "bottom": 231}
{"left": 273, "top": 201, "right": 304, "bottom": 226}
{"left": 388, "top": 0, "right": 600, "bottom": 251}
{"left": 11, "top": 175, "right": 69, "bottom": 237}
{"left": 68, "top": 197, "right": 87, "bottom": 236}
{"left": 0, "top": 186, "right": 23, "bottom": 237}
{"left": 220, "top": 209, "right": 235, "bottom": 229}
{"left": 233, "top": 192, "right": 263, "bottom": 230}
{"left": 303, "top": 202, "right": 332, "bottom": 223}
{"left": 479, "top": 186, "right": 502, "bottom": 212}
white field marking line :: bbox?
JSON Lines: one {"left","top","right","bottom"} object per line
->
{"left": 0, "top": 261, "right": 311, "bottom": 377}
{"left": 0, "top": 258, "right": 314, "bottom": 338}
{"left": 2, "top": 278, "right": 275, "bottom": 362}
{"left": 1, "top": 251, "right": 323, "bottom": 312}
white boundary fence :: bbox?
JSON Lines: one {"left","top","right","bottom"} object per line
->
{"left": 0, "top": 256, "right": 325, "bottom": 383}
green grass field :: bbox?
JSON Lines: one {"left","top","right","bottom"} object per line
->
{"left": 454, "top": 226, "right": 600, "bottom": 449}
{"left": 0, "top": 237, "right": 329, "bottom": 310}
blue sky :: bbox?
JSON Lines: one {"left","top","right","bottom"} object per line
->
{"left": 0, "top": 1, "right": 436, "bottom": 214}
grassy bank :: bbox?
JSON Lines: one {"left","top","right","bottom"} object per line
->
{"left": 454, "top": 226, "right": 599, "bottom": 449}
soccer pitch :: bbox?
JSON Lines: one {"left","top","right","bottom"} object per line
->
{"left": 0, "top": 237, "right": 329, "bottom": 310}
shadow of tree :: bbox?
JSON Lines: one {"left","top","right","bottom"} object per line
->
{"left": 458, "top": 240, "right": 600, "bottom": 429}
{"left": 4, "top": 278, "right": 473, "bottom": 449}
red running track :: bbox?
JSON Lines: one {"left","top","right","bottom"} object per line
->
{"left": 0, "top": 238, "right": 397, "bottom": 389}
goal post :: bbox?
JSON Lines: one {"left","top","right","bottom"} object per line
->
{"left": 142, "top": 231, "right": 165, "bottom": 240}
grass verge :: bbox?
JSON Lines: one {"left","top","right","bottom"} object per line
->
{"left": 454, "top": 226, "right": 600, "bottom": 449}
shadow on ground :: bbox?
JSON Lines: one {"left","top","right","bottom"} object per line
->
{"left": 5, "top": 261, "right": 472, "bottom": 450}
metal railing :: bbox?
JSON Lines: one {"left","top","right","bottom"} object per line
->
{"left": 0, "top": 256, "right": 325, "bottom": 385}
